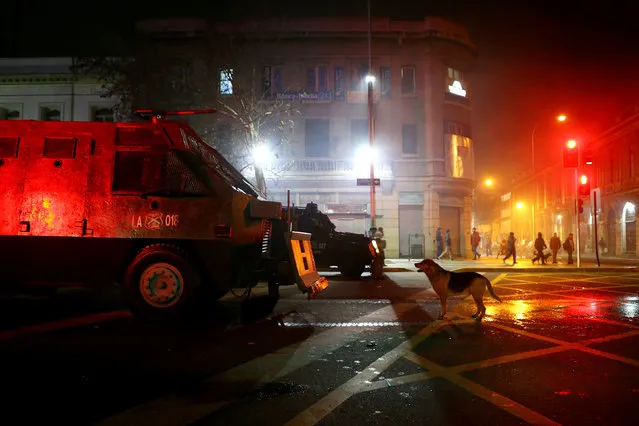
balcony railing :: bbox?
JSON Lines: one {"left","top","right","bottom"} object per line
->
{"left": 265, "top": 158, "right": 393, "bottom": 177}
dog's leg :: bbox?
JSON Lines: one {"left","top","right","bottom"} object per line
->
{"left": 470, "top": 283, "right": 487, "bottom": 320}
{"left": 438, "top": 294, "right": 447, "bottom": 320}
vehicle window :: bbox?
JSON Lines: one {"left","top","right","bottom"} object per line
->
{"left": 43, "top": 137, "right": 77, "bottom": 158}
{"left": 112, "top": 151, "right": 163, "bottom": 193}
{"left": 112, "top": 150, "right": 210, "bottom": 196}
{"left": 116, "top": 127, "right": 169, "bottom": 146}
{"left": 0, "top": 137, "right": 19, "bottom": 158}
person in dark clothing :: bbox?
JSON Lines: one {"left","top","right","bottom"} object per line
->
{"left": 471, "top": 227, "right": 481, "bottom": 260}
{"left": 435, "top": 227, "right": 444, "bottom": 258}
{"left": 549, "top": 232, "right": 561, "bottom": 264}
{"left": 564, "top": 233, "right": 575, "bottom": 265}
{"left": 437, "top": 229, "right": 453, "bottom": 260}
{"left": 531, "top": 232, "right": 548, "bottom": 265}
{"left": 503, "top": 232, "right": 517, "bottom": 265}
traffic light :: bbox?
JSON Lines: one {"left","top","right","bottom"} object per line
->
{"left": 578, "top": 174, "right": 590, "bottom": 197}
{"left": 563, "top": 140, "right": 579, "bottom": 168}
{"left": 577, "top": 198, "right": 584, "bottom": 214}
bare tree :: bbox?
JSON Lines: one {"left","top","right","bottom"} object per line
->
{"left": 73, "top": 29, "right": 298, "bottom": 196}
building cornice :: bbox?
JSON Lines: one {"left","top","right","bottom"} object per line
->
{"left": 137, "top": 16, "right": 475, "bottom": 52}
{"left": 0, "top": 74, "right": 99, "bottom": 85}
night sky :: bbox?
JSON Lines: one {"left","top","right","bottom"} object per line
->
{"left": 2, "top": 0, "right": 639, "bottom": 184}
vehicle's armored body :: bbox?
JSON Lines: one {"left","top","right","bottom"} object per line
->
{"left": 290, "top": 202, "right": 379, "bottom": 278}
{"left": 0, "top": 111, "right": 306, "bottom": 320}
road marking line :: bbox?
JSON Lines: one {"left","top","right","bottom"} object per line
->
{"left": 499, "top": 287, "right": 623, "bottom": 300}
{"left": 491, "top": 273, "right": 508, "bottom": 285}
{"left": 0, "top": 311, "right": 132, "bottom": 340}
{"left": 360, "top": 371, "right": 440, "bottom": 392}
{"left": 96, "top": 302, "right": 419, "bottom": 426}
{"left": 578, "top": 345, "right": 639, "bottom": 367}
{"left": 283, "top": 318, "right": 476, "bottom": 426}
{"left": 403, "top": 352, "right": 561, "bottom": 426}
{"left": 487, "top": 322, "right": 639, "bottom": 366}
{"left": 583, "top": 286, "right": 639, "bottom": 296}
{"left": 587, "top": 317, "right": 639, "bottom": 330}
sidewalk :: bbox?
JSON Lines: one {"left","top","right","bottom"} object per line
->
{"left": 383, "top": 255, "right": 639, "bottom": 273}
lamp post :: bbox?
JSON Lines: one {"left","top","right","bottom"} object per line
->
{"left": 367, "top": 0, "right": 376, "bottom": 228}
{"left": 531, "top": 114, "right": 567, "bottom": 175}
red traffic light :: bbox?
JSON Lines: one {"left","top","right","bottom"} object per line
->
{"left": 578, "top": 174, "right": 590, "bottom": 197}
{"left": 563, "top": 140, "right": 579, "bottom": 168}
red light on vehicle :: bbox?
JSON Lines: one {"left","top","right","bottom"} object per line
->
{"left": 173, "top": 109, "right": 217, "bottom": 116}
{"left": 215, "top": 224, "right": 232, "bottom": 238}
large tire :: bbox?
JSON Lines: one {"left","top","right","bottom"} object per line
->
{"left": 338, "top": 262, "right": 366, "bottom": 278}
{"left": 123, "top": 244, "right": 200, "bottom": 321}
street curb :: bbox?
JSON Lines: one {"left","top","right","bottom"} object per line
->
{"left": 377, "top": 267, "right": 639, "bottom": 273}
{"left": 453, "top": 267, "right": 639, "bottom": 273}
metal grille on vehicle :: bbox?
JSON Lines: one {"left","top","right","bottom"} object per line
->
{"left": 261, "top": 220, "right": 272, "bottom": 255}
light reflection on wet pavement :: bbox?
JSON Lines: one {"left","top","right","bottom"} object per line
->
{"left": 191, "top": 272, "right": 638, "bottom": 426}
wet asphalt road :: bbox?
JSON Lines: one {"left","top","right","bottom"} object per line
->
{"left": 1, "top": 265, "right": 638, "bottom": 426}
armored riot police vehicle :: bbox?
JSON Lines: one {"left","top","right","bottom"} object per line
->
{"left": 0, "top": 109, "right": 320, "bottom": 320}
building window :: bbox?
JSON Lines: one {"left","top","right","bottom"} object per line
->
{"left": 401, "top": 66, "right": 416, "bottom": 95}
{"left": 350, "top": 64, "right": 368, "bottom": 90}
{"left": 402, "top": 124, "right": 417, "bottom": 154}
{"left": 351, "top": 119, "right": 368, "bottom": 147}
{"left": 262, "top": 65, "right": 284, "bottom": 97}
{"left": 444, "top": 121, "right": 472, "bottom": 138}
{"left": 220, "top": 69, "right": 233, "bottom": 95}
{"left": 334, "top": 67, "right": 345, "bottom": 100}
{"left": 380, "top": 66, "right": 391, "bottom": 98}
{"left": 0, "top": 105, "right": 22, "bottom": 120}
{"left": 40, "top": 104, "right": 62, "bottom": 121}
{"left": 306, "top": 65, "right": 329, "bottom": 92}
{"left": 305, "top": 119, "right": 329, "bottom": 157}
{"left": 447, "top": 67, "right": 467, "bottom": 97}
{"left": 91, "top": 106, "right": 114, "bottom": 122}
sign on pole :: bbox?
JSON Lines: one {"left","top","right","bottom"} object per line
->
{"left": 356, "top": 178, "right": 380, "bottom": 186}
{"left": 591, "top": 188, "right": 601, "bottom": 212}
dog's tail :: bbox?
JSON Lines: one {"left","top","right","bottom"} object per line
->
{"left": 486, "top": 279, "right": 502, "bottom": 303}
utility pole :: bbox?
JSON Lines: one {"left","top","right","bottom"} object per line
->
{"left": 367, "top": 0, "right": 376, "bottom": 228}
{"left": 574, "top": 169, "right": 581, "bottom": 267}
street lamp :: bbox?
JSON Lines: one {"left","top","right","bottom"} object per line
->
{"left": 531, "top": 114, "right": 568, "bottom": 175}
{"left": 366, "top": 0, "right": 377, "bottom": 229}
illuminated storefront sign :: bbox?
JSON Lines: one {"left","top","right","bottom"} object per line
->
{"left": 447, "top": 80, "right": 467, "bottom": 97}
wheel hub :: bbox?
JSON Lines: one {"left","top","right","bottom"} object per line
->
{"left": 140, "top": 263, "right": 184, "bottom": 308}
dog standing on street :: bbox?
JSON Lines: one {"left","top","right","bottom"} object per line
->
{"left": 415, "top": 258, "right": 502, "bottom": 320}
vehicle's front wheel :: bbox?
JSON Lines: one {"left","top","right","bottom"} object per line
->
{"left": 123, "top": 244, "right": 199, "bottom": 321}
{"left": 338, "top": 262, "right": 366, "bottom": 278}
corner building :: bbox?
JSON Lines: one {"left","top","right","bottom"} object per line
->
{"left": 141, "top": 17, "right": 477, "bottom": 258}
